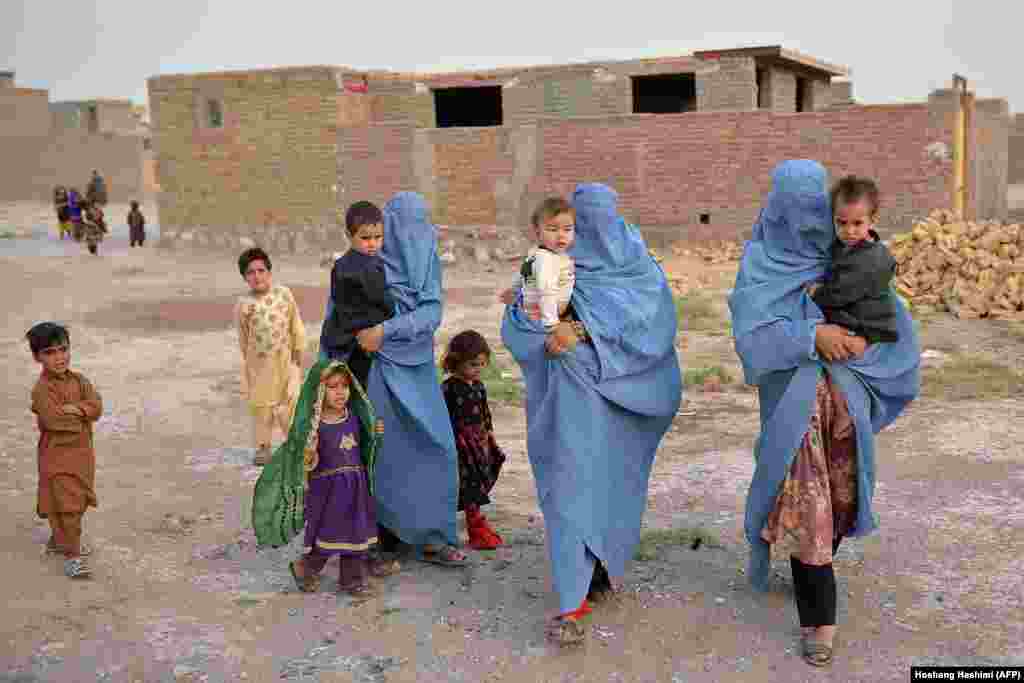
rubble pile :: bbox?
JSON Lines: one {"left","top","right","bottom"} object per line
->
{"left": 892, "top": 209, "right": 1024, "bottom": 320}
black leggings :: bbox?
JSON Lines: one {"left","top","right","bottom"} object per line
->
{"left": 790, "top": 536, "right": 844, "bottom": 628}
{"left": 376, "top": 525, "right": 402, "bottom": 553}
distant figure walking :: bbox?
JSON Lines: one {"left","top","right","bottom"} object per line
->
{"left": 53, "top": 186, "right": 70, "bottom": 240}
{"left": 127, "top": 201, "right": 146, "bottom": 247}
{"left": 86, "top": 170, "right": 107, "bottom": 207}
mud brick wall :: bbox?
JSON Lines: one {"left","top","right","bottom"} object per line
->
{"left": 0, "top": 88, "right": 145, "bottom": 202}
{"left": 148, "top": 66, "right": 343, "bottom": 252}
{"left": 336, "top": 122, "right": 419, "bottom": 213}
{"left": 1009, "top": 113, "right": 1024, "bottom": 185}
{"left": 337, "top": 97, "right": 965, "bottom": 244}
{"left": 526, "top": 104, "right": 956, "bottom": 241}
{"left": 366, "top": 78, "right": 433, "bottom": 127}
{"left": 696, "top": 57, "right": 757, "bottom": 112}
{"left": 0, "top": 128, "right": 143, "bottom": 202}
{"left": 0, "top": 88, "right": 51, "bottom": 137}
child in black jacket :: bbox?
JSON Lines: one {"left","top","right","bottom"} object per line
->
{"left": 810, "top": 176, "right": 899, "bottom": 345}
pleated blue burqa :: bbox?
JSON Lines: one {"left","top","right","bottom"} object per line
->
{"left": 501, "top": 183, "right": 683, "bottom": 613}
{"left": 727, "top": 160, "right": 920, "bottom": 591}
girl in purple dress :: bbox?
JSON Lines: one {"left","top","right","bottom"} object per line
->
{"left": 288, "top": 361, "right": 384, "bottom": 596}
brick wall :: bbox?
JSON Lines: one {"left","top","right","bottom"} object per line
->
{"left": 970, "top": 98, "right": 1009, "bottom": 221}
{"left": 367, "top": 78, "right": 433, "bottom": 127}
{"left": 95, "top": 101, "right": 139, "bottom": 135}
{"left": 1009, "top": 113, "right": 1024, "bottom": 185}
{"left": 809, "top": 79, "right": 832, "bottom": 110}
{"left": 830, "top": 81, "right": 854, "bottom": 107}
{"left": 768, "top": 68, "right": 797, "bottom": 113}
{"left": 337, "top": 100, "right": 963, "bottom": 244}
{"left": 0, "top": 127, "right": 143, "bottom": 202}
{"left": 429, "top": 127, "right": 516, "bottom": 225}
{"left": 149, "top": 66, "right": 342, "bottom": 252}
{"left": 697, "top": 57, "right": 757, "bottom": 112}
{"left": 336, "top": 123, "right": 418, "bottom": 214}
{"left": 0, "top": 89, "right": 51, "bottom": 137}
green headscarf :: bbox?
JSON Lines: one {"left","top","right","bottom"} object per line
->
{"left": 251, "top": 360, "right": 381, "bottom": 548}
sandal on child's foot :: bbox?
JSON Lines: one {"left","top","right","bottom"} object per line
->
{"left": 64, "top": 557, "right": 91, "bottom": 579}
{"left": 341, "top": 582, "right": 377, "bottom": 600}
{"left": 254, "top": 446, "right": 272, "bottom": 466}
{"left": 370, "top": 558, "right": 400, "bottom": 577}
{"left": 47, "top": 539, "right": 93, "bottom": 556}
{"left": 289, "top": 561, "right": 320, "bottom": 593}
{"left": 802, "top": 638, "right": 833, "bottom": 667}
{"left": 420, "top": 545, "right": 468, "bottom": 568}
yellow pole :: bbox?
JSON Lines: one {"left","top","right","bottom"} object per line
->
{"left": 952, "top": 75, "right": 967, "bottom": 219}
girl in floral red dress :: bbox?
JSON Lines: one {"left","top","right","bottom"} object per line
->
{"left": 441, "top": 330, "right": 507, "bottom": 550}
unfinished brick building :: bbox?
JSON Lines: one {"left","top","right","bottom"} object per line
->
{"left": 146, "top": 46, "right": 1012, "bottom": 256}
{"left": 0, "top": 71, "right": 148, "bottom": 202}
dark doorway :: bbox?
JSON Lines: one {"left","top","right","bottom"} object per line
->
{"left": 632, "top": 74, "right": 697, "bottom": 114}
{"left": 795, "top": 77, "right": 807, "bottom": 112}
{"left": 434, "top": 86, "right": 503, "bottom": 128}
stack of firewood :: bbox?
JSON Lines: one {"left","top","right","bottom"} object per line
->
{"left": 891, "top": 209, "right": 1024, "bottom": 320}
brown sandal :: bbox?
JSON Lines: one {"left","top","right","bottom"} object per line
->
{"left": 370, "top": 558, "right": 400, "bottom": 577}
{"left": 547, "top": 616, "right": 587, "bottom": 646}
{"left": 341, "top": 582, "right": 376, "bottom": 600}
{"left": 289, "top": 561, "right": 320, "bottom": 593}
{"left": 803, "top": 638, "right": 833, "bottom": 667}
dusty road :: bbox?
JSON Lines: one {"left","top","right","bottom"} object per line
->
{"left": 1, "top": 211, "right": 1022, "bottom": 682}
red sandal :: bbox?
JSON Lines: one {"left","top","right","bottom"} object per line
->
{"left": 466, "top": 509, "right": 504, "bottom": 550}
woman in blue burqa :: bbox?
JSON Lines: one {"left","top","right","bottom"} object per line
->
{"left": 320, "top": 192, "right": 466, "bottom": 567}
{"left": 728, "top": 160, "right": 920, "bottom": 667}
{"left": 501, "top": 183, "right": 683, "bottom": 645}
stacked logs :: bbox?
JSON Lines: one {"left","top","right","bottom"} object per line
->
{"left": 891, "top": 209, "right": 1024, "bottom": 319}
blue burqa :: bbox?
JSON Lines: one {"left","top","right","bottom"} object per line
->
{"left": 320, "top": 192, "right": 458, "bottom": 548}
{"left": 727, "top": 160, "right": 920, "bottom": 591}
{"left": 501, "top": 183, "right": 683, "bottom": 614}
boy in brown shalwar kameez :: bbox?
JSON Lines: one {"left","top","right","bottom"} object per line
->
{"left": 27, "top": 322, "right": 102, "bottom": 579}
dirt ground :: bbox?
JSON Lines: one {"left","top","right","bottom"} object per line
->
{"left": 1, "top": 217, "right": 1022, "bottom": 682}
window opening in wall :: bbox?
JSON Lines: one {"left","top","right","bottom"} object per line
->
{"left": 632, "top": 74, "right": 697, "bottom": 113}
{"left": 206, "top": 98, "right": 224, "bottom": 128}
{"left": 699, "top": 213, "right": 711, "bottom": 225}
{"left": 434, "top": 86, "right": 503, "bottom": 128}
{"left": 142, "top": 138, "right": 152, "bottom": 151}
{"left": 87, "top": 105, "right": 99, "bottom": 133}
{"left": 795, "top": 77, "right": 807, "bottom": 112}
{"left": 756, "top": 68, "right": 769, "bottom": 109}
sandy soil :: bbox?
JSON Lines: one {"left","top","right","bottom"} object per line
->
{"left": 1, "top": 218, "right": 1022, "bottom": 682}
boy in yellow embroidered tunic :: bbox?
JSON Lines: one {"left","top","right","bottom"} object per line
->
{"left": 235, "top": 248, "right": 306, "bottom": 466}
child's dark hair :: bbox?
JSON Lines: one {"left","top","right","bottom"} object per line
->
{"left": 530, "top": 197, "right": 574, "bottom": 228}
{"left": 238, "top": 247, "right": 271, "bottom": 276}
{"left": 130, "top": 200, "right": 139, "bottom": 210}
{"left": 442, "top": 330, "right": 492, "bottom": 374}
{"left": 830, "top": 175, "right": 880, "bottom": 217}
{"left": 345, "top": 201, "right": 384, "bottom": 236}
{"left": 26, "top": 322, "right": 69, "bottom": 355}
{"left": 321, "top": 364, "right": 353, "bottom": 386}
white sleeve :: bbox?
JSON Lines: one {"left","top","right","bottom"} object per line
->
{"left": 534, "top": 252, "right": 561, "bottom": 329}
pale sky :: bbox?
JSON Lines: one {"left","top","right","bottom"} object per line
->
{"left": 3, "top": 0, "right": 1020, "bottom": 114}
